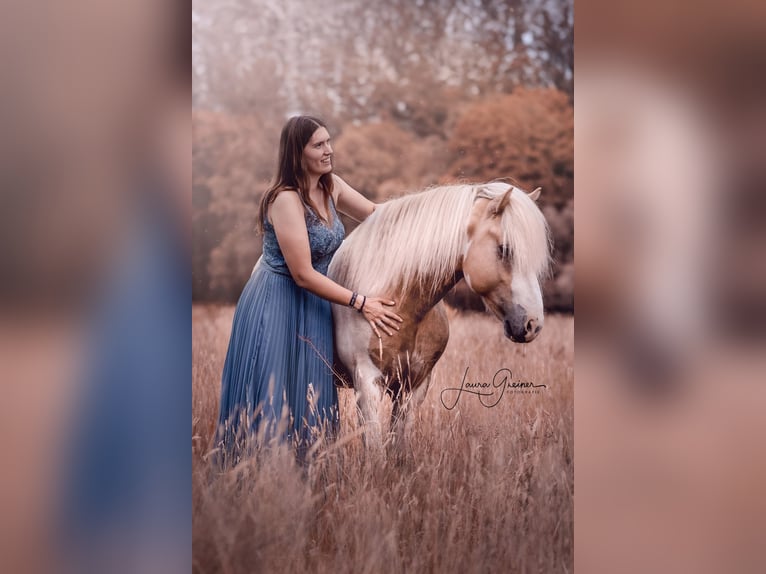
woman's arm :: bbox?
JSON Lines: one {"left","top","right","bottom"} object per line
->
{"left": 269, "top": 190, "right": 402, "bottom": 336}
{"left": 332, "top": 174, "right": 377, "bottom": 222}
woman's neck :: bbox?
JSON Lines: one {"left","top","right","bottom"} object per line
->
{"left": 308, "top": 174, "right": 321, "bottom": 195}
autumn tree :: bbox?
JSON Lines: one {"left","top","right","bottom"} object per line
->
{"left": 333, "top": 122, "right": 448, "bottom": 202}
{"left": 446, "top": 88, "right": 573, "bottom": 207}
{"left": 193, "top": 110, "right": 280, "bottom": 299}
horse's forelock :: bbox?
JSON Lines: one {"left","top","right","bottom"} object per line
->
{"left": 500, "top": 187, "right": 552, "bottom": 280}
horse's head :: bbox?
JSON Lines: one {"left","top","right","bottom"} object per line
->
{"left": 463, "top": 183, "right": 550, "bottom": 343}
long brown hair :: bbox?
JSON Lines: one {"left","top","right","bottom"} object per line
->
{"left": 258, "top": 115, "right": 334, "bottom": 233}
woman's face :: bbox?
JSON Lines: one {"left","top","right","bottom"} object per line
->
{"left": 303, "top": 126, "right": 333, "bottom": 177}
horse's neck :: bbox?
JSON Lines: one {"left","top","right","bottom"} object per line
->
{"left": 407, "top": 209, "right": 469, "bottom": 319}
{"left": 409, "top": 269, "right": 464, "bottom": 321}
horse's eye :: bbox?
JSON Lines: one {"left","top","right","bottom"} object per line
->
{"left": 497, "top": 244, "right": 512, "bottom": 262}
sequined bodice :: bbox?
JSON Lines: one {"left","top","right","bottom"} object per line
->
{"left": 261, "top": 194, "right": 345, "bottom": 276}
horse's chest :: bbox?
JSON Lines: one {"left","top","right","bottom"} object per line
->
{"left": 373, "top": 303, "right": 450, "bottom": 389}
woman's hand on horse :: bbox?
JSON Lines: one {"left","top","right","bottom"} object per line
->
{"left": 362, "top": 297, "right": 403, "bottom": 338}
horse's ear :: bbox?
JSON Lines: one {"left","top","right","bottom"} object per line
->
{"left": 491, "top": 188, "right": 513, "bottom": 216}
{"left": 528, "top": 187, "right": 542, "bottom": 202}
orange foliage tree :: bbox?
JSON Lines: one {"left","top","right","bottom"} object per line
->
{"left": 446, "top": 88, "right": 573, "bottom": 209}
{"left": 333, "top": 121, "right": 448, "bottom": 202}
{"left": 193, "top": 110, "right": 281, "bottom": 300}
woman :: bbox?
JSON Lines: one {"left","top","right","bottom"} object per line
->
{"left": 215, "top": 115, "right": 403, "bottom": 465}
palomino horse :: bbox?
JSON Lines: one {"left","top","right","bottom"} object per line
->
{"left": 328, "top": 182, "right": 551, "bottom": 446}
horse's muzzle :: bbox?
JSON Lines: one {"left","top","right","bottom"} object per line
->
{"left": 504, "top": 304, "right": 542, "bottom": 343}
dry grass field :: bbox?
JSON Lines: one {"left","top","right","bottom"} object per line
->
{"left": 193, "top": 304, "right": 573, "bottom": 573}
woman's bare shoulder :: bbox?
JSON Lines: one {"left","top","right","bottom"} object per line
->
{"left": 331, "top": 173, "right": 349, "bottom": 201}
{"left": 331, "top": 173, "right": 348, "bottom": 187}
{"left": 271, "top": 186, "right": 301, "bottom": 201}
{"left": 267, "top": 188, "right": 304, "bottom": 224}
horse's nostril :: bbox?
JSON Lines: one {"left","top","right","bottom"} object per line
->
{"left": 525, "top": 319, "right": 533, "bottom": 332}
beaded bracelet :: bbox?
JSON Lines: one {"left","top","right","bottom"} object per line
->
{"left": 358, "top": 295, "right": 367, "bottom": 313}
{"left": 349, "top": 291, "right": 358, "bottom": 308}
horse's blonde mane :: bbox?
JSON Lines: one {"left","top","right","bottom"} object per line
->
{"left": 328, "top": 182, "right": 551, "bottom": 298}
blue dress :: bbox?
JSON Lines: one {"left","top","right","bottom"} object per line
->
{"left": 216, "top": 193, "right": 345, "bottom": 465}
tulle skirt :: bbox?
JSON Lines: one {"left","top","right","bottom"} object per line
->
{"left": 215, "top": 258, "right": 339, "bottom": 466}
